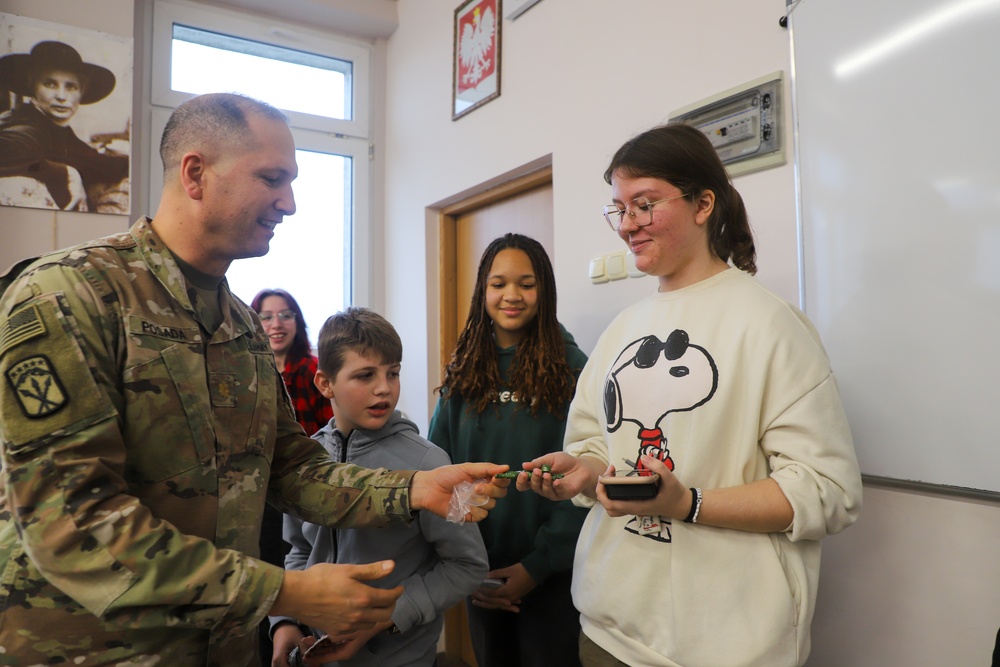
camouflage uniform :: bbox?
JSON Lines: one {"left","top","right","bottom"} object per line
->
{"left": 0, "top": 218, "right": 416, "bottom": 666}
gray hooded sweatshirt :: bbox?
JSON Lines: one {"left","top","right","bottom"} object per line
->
{"left": 269, "top": 410, "right": 488, "bottom": 666}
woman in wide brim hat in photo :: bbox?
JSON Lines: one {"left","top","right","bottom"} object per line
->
{"left": 0, "top": 40, "right": 128, "bottom": 211}
{"left": 0, "top": 40, "right": 117, "bottom": 106}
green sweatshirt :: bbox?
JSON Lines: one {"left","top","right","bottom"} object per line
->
{"left": 428, "top": 326, "right": 589, "bottom": 583}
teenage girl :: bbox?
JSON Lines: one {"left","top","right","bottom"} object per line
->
{"left": 428, "top": 233, "right": 588, "bottom": 667}
{"left": 519, "top": 123, "right": 862, "bottom": 667}
{"left": 251, "top": 288, "right": 333, "bottom": 438}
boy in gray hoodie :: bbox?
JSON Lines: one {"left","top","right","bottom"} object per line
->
{"left": 269, "top": 307, "right": 489, "bottom": 666}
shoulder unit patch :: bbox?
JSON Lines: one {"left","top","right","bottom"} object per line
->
{"left": 6, "top": 354, "right": 68, "bottom": 418}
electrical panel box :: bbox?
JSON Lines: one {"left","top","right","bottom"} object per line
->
{"left": 668, "top": 72, "right": 784, "bottom": 177}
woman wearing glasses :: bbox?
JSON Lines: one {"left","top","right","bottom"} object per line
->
{"left": 251, "top": 288, "right": 333, "bottom": 437}
{"left": 518, "top": 123, "right": 862, "bottom": 666}
{"left": 250, "top": 288, "right": 333, "bottom": 661}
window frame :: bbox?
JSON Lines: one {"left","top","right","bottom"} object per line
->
{"left": 151, "top": 0, "right": 371, "bottom": 138}
{"left": 147, "top": 0, "right": 373, "bottom": 306}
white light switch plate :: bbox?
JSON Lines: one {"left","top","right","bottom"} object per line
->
{"left": 589, "top": 256, "right": 608, "bottom": 284}
{"left": 606, "top": 251, "right": 627, "bottom": 280}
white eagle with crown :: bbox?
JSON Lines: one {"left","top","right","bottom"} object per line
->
{"left": 459, "top": 4, "right": 497, "bottom": 88}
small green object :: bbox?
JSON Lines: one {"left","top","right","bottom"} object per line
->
{"left": 495, "top": 470, "right": 564, "bottom": 479}
{"left": 541, "top": 464, "right": 552, "bottom": 473}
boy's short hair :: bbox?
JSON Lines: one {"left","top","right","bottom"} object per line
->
{"left": 317, "top": 307, "right": 403, "bottom": 378}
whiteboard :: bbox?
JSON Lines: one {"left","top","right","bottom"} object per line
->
{"left": 790, "top": 0, "right": 1000, "bottom": 494}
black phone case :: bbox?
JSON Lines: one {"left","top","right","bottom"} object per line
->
{"left": 599, "top": 472, "right": 660, "bottom": 500}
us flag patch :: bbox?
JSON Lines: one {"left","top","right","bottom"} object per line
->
{"left": 0, "top": 304, "right": 47, "bottom": 359}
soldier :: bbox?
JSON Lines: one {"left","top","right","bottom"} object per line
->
{"left": 0, "top": 92, "right": 508, "bottom": 666}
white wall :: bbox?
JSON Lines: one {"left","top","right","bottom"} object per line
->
{"left": 384, "top": 0, "right": 798, "bottom": 424}
{"left": 810, "top": 482, "right": 1000, "bottom": 665}
{"left": 2, "top": 1, "right": 998, "bottom": 664}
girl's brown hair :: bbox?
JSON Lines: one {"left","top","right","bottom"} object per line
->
{"left": 604, "top": 122, "right": 757, "bottom": 274}
{"left": 438, "top": 233, "right": 577, "bottom": 416}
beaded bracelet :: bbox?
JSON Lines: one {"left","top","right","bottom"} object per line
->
{"left": 683, "top": 487, "right": 703, "bottom": 524}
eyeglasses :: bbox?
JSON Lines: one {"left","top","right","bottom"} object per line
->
{"left": 259, "top": 309, "right": 295, "bottom": 323}
{"left": 603, "top": 194, "right": 687, "bottom": 231}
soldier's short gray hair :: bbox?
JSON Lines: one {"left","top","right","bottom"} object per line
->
{"left": 159, "top": 93, "right": 288, "bottom": 181}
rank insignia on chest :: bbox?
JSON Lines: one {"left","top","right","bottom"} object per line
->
{"left": 6, "top": 354, "right": 68, "bottom": 418}
{"left": 210, "top": 371, "right": 239, "bottom": 407}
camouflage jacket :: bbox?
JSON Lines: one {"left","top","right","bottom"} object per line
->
{"left": 0, "top": 218, "right": 417, "bottom": 666}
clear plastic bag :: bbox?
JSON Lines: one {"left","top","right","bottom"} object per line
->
{"left": 446, "top": 478, "right": 491, "bottom": 523}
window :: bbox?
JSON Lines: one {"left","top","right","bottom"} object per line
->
{"left": 169, "top": 25, "right": 352, "bottom": 121}
{"left": 149, "top": 0, "right": 372, "bottom": 344}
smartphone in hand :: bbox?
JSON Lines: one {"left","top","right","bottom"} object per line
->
{"left": 598, "top": 470, "right": 660, "bottom": 500}
{"left": 302, "top": 635, "right": 347, "bottom": 659}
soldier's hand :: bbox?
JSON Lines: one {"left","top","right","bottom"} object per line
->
{"left": 269, "top": 561, "right": 402, "bottom": 636}
{"left": 410, "top": 463, "right": 510, "bottom": 521}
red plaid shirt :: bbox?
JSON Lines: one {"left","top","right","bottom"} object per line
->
{"left": 281, "top": 354, "right": 333, "bottom": 437}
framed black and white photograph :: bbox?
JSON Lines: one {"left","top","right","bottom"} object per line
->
{"left": 0, "top": 13, "right": 132, "bottom": 214}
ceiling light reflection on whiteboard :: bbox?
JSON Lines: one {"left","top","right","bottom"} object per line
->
{"left": 833, "top": 0, "right": 1000, "bottom": 79}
